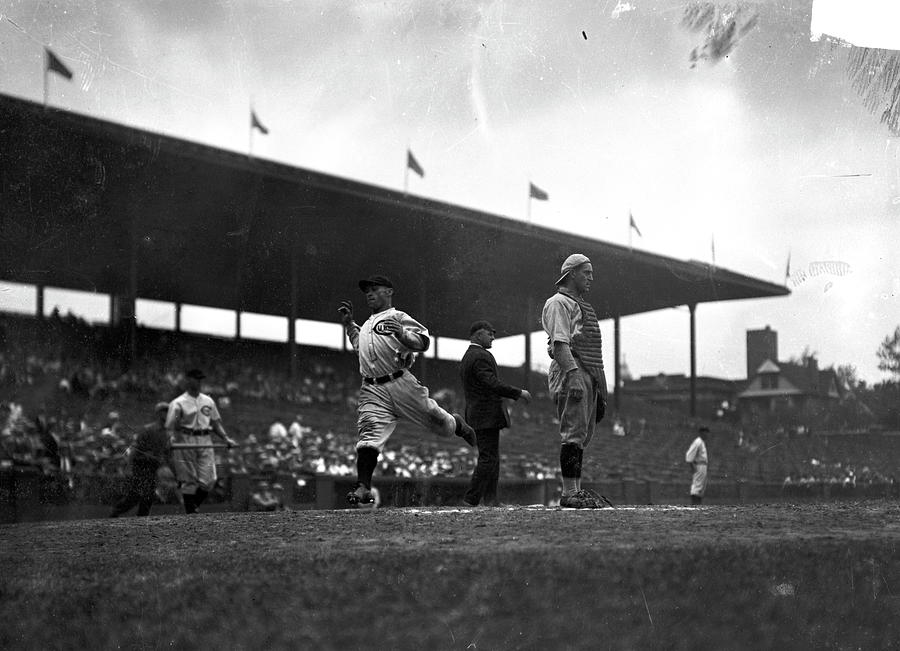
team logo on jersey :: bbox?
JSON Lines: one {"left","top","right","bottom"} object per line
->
{"left": 374, "top": 321, "right": 398, "bottom": 336}
{"left": 200, "top": 405, "right": 213, "bottom": 417}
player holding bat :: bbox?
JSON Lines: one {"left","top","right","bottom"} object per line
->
{"left": 339, "top": 274, "right": 476, "bottom": 506}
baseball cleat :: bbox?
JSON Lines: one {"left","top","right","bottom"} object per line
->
{"left": 452, "top": 413, "right": 477, "bottom": 447}
{"left": 584, "top": 488, "right": 615, "bottom": 508}
{"left": 347, "top": 483, "right": 375, "bottom": 505}
{"left": 559, "top": 489, "right": 610, "bottom": 509}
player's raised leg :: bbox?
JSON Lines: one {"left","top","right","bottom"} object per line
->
{"left": 391, "top": 373, "right": 475, "bottom": 446}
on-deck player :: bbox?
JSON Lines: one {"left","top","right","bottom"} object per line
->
{"left": 166, "top": 368, "right": 236, "bottom": 514}
{"left": 339, "top": 274, "right": 476, "bottom": 505}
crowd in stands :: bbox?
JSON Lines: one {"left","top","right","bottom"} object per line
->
{"left": 783, "top": 459, "right": 895, "bottom": 488}
{"left": 2, "top": 312, "right": 895, "bottom": 495}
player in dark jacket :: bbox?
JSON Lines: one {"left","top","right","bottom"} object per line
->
{"left": 109, "top": 402, "right": 177, "bottom": 517}
{"left": 460, "top": 320, "right": 531, "bottom": 506}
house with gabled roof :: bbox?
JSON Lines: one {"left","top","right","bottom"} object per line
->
{"left": 738, "top": 351, "right": 842, "bottom": 430}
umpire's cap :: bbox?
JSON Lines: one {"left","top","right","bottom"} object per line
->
{"left": 555, "top": 253, "right": 591, "bottom": 285}
{"left": 155, "top": 401, "right": 170, "bottom": 414}
{"left": 358, "top": 275, "right": 393, "bottom": 292}
{"left": 186, "top": 368, "right": 206, "bottom": 380}
{"left": 469, "top": 320, "right": 496, "bottom": 336}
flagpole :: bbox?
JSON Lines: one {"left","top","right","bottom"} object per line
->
{"left": 628, "top": 213, "right": 632, "bottom": 252}
{"left": 404, "top": 158, "right": 409, "bottom": 195}
{"left": 249, "top": 99, "right": 255, "bottom": 158}
{"left": 526, "top": 187, "right": 531, "bottom": 223}
{"left": 43, "top": 67, "right": 48, "bottom": 109}
{"left": 785, "top": 248, "right": 792, "bottom": 286}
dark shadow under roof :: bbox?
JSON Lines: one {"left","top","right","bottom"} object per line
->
{"left": 0, "top": 93, "right": 788, "bottom": 338}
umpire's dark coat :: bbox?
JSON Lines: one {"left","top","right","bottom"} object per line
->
{"left": 460, "top": 344, "right": 523, "bottom": 430}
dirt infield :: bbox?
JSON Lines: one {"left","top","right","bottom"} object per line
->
{"left": 3, "top": 502, "right": 900, "bottom": 650}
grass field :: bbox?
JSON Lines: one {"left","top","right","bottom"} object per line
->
{"left": 3, "top": 502, "right": 900, "bottom": 650}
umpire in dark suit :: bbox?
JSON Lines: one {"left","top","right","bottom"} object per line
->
{"left": 461, "top": 320, "right": 532, "bottom": 506}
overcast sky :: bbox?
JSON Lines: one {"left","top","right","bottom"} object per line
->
{"left": 1, "top": 0, "right": 898, "bottom": 384}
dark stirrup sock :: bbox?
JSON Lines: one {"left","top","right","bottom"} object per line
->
{"left": 560, "top": 443, "right": 582, "bottom": 478}
{"left": 356, "top": 446, "right": 379, "bottom": 489}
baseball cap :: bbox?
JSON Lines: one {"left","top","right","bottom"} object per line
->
{"left": 154, "top": 401, "right": 170, "bottom": 414}
{"left": 555, "top": 253, "right": 591, "bottom": 285}
{"left": 469, "top": 320, "right": 496, "bottom": 336}
{"left": 186, "top": 368, "right": 206, "bottom": 380}
{"left": 358, "top": 275, "right": 394, "bottom": 292}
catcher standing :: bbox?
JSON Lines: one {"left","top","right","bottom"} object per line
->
{"left": 339, "top": 275, "right": 476, "bottom": 505}
{"left": 165, "top": 368, "right": 236, "bottom": 514}
{"left": 541, "top": 254, "right": 612, "bottom": 508}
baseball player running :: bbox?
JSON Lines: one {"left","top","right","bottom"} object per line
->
{"left": 165, "top": 368, "right": 236, "bottom": 514}
{"left": 339, "top": 274, "right": 476, "bottom": 505}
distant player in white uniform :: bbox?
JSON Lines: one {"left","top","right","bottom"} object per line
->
{"left": 339, "top": 275, "right": 476, "bottom": 505}
{"left": 166, "top": 368, "right": 236, "bottom": 514}
{"left": 685, "top": 426, "right": 709, "bottom": 505}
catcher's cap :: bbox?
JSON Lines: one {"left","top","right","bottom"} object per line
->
{"left": 358, "top": 275, "right": 393, "bottom": 292}
{"left": 469, "top": 320, "right": 496, "bottom": 336}
{"left": 185, "top": 368, "right": 205, "bottom": 380}
{"left": 154, "top": 401, "right": 170, "bottom": 414}
{"left": 555, "top": 253, "right": 591, "bottom": 285}
{"left": 698, "top": 426, "right": 710, "bottom": 434}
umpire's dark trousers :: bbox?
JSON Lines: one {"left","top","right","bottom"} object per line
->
{"left": 464, "top": 428, "right": 500, "bottom": 506}
{"left": 110, "top": 460, "right": 159, "bottom": 517}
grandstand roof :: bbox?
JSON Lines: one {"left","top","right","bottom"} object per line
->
{"left": 0, "top": 93, "right": 788, "bottom": 339}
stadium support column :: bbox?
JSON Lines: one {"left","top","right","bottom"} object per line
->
{"left": 111, "top": 204, "right": 138, "bottom": 370}
{"left": 418, "top": 276, "right": 428, "bottom": 385}
{"left": 614, "top": 314, "right": 621, "bottom": 413}
{"left": 175, "top": 302, "right": 182, "bottom": 333}
{"left": 36, "top": 285, "right": 45, "bottom": 319}
{"left": 689, "top": 303, "right": 697, "bottom": 418}
{"left": 523, "top": 296, "right": 533, "bottom": 392}
{"left": 289, "top": 233, "right": 298, "bottom": 381}
{"left": 235, "top": 310, "right": 241, "bottom": 340}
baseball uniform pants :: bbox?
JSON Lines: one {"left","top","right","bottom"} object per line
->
{"left": 174, "top": 433, "right": 217, "bottom": 494}
{"left": 690, "top": 463, "right": 708, "bottom": 497}
{"left": 356, "top": 372, "right": 456, "bottom": 452}
{"left": 553, "top": 367, "right": 599, "bottom": 449}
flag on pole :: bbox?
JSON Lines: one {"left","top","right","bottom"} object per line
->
{"left": 711, "top": 233, "right": 716, "bottom": 266}
{"left": 251, "top": 109, "right": 269, "bottom": 135}
{"left": 784, "top": 250, "right": 791, "bottom": 284}
{"left": 629, "top": 211, "right": 642, "bottom": 237}
{"left": 45, "top": 47, "right": 73, "bottom": 80}
{"left": 407, "top": 149, "right": 425, "bottom": 178}
{"left": 529, "top": 182, "right": 549, "bottom": 201}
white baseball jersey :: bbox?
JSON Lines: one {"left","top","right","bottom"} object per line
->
{"left": 166, "top": 392, "right": 221, "bottom": 431}
{"left": 685, "top": 436, "right": 708, "bottom": 465}
{"left": 347, "top": 307, "right": 429, "bottom": 378}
